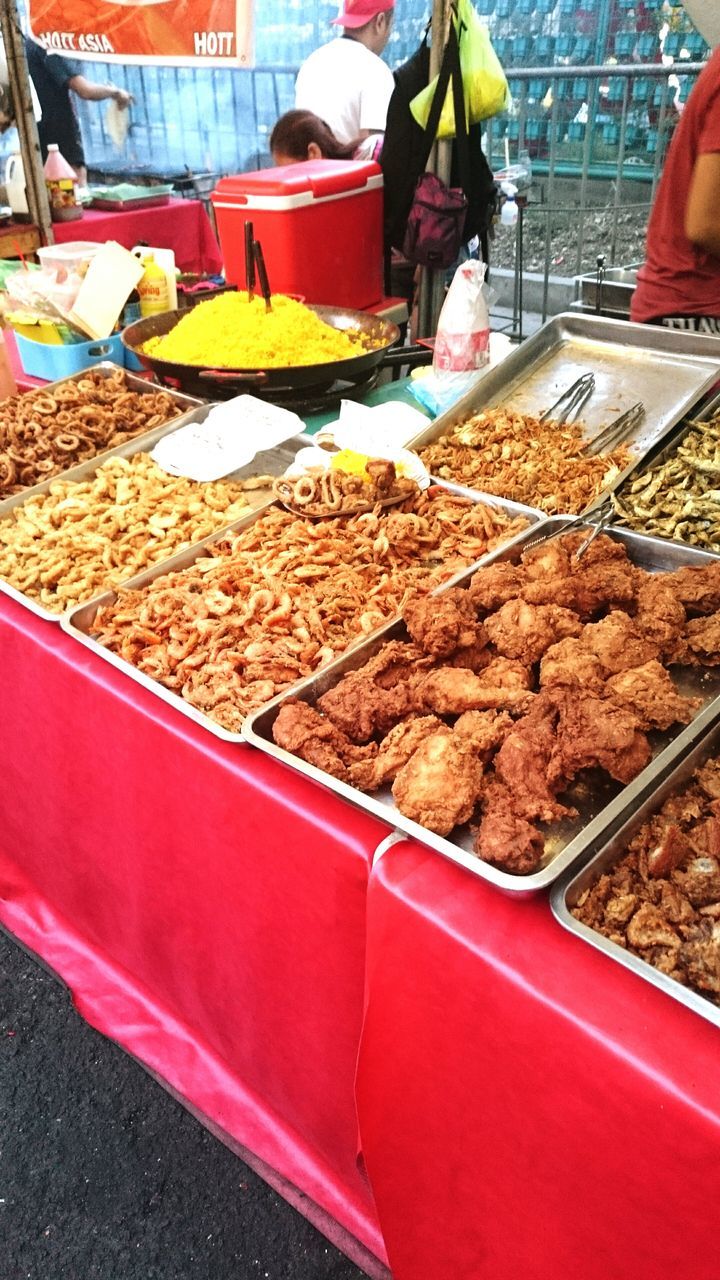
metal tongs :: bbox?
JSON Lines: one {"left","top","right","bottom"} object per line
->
{"left": 539, "top": 372, "right": 595, "bottom": 425}
{"left": 581, "top": 400, "right": 645, "bottom": 456}
{"left": 526, "top": 499, "right": 616, "bottom": 561}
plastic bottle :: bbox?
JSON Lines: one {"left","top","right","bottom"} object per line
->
{"left": 132, "top": 245, "right": 178, "bottom": 309}
{"left": 4, "top": 154, "right": 28, "bottom": 217}
{"left": 44, "top": 144, "right": 83, "bottom": 222}
{"left": 137, "top": 253, "right": 171, "bottom": 316}
{"left": 500, "top": 181, "right": 519, "bottom": 228}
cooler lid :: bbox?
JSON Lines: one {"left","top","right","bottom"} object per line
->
{"left": 213, "top": 158, "right": 382, "bottom": 202}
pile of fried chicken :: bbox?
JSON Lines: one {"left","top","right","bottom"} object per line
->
{"left": 572, "top": 756, "right": 720, "bottom": 1004}
{"left": 272, "top": 533, "right": 720, "bottom": 876}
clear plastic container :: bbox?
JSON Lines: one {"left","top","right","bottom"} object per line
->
{"left": 37, "top": 242, "right": 101, "bottom": 282}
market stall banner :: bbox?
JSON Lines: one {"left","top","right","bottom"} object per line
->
{"left": 28, "top": 0, "right": 254, "bottom": 67}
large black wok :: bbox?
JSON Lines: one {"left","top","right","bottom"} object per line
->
{"left": 122, "top": 304, "right": 401, "bottom": 400}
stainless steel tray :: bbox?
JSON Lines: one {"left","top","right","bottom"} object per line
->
{"left": 551, "top": 711, "right": 720, "bottom": 1030}
{"left": 244, "top": 519, "right": 720, "bottom": 896}
{"left": 0, "top": 402, "right": 312, "bottom": 623}
{"left": 610, "top": 385, "right": 720, "bottom": 550}
{"left": 579, "top": 266, "right": 639, "bottom": 314}
{"left": 407, "top": 313, "right": 720, "bottom": 513}
{"left": 1, "top": 361, "right": 201, "bottom": 508}
{"left": 62, "top": 491, "right": 544, "bottom": 743}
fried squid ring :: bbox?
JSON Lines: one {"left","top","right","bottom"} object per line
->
{"left": 54, "top": 432, "right": 81, "bottom": 453}
{"left": 32, "top": 395, "right": 57, "bottom": 416}
{"left": 0, "top": 454, "right": 17, "bottom": 488}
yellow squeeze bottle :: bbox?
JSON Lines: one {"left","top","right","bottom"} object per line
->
{"left": 137, "top": 253, "right": 171, "bottom": 317}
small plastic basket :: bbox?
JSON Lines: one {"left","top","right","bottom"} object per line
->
{"left": 15, "top": 331, "right": 125, "bottom": 379}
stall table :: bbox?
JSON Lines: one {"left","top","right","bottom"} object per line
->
{"left": 3, "top": 349, "right": 720, "bottom": 1278}
{"left": 54, "top": 198, "right": 223, "bottom": 275}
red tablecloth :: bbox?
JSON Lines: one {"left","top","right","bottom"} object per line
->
{"left": 54, "top": 198, "right": 223, "bottom": 275}
{"left": 356, "top": 840, "right": 720, "bottom": 1280}
{"left": 4, "top": 589, "right": 720, "bottom": 1278}
{"left": 0, "top": 593, "right": 388, "bottom": 1271}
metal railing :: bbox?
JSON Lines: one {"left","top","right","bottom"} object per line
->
{"left": 484, "top": 61, "right": 705, "bottom": 321}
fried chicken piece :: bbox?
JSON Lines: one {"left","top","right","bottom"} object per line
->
{"left": 633, "top": 576, "right": 687, "bottom": 657}
{"left": 675, "top": 613, "right": 720, "bottom": 666}
{"left": 391, "top": 728, "right": 483, "bottom": 835}
{"left": 403, "top": 587, "right": 484, "bottom": 659}
{"left": 453, "top": 709, "right": 513, "bottom": 760}
{"left": 626, "top": 902, "right": 681, "bottom": 952}
{"left": 546, "top": 688, "right": 651, "bottom": 786}
{"left": 539, "top": 637, "right": 607, "bottom": 692}
{"left": 493, "top": 695, "right": 578, "bottom": 822}
{"left": 580, "top": 611, "right": 660, "bottom": 674}
{"left": 484, "top": 598, "right": 582, "bottom": 665}
{"left": 366, "top": 457, "right": 398, "bottom": 495}
{"left": 468, "top": 562, "right": 526, "bottom": 613}
{"left": 317, "top": 671, "right": 415, "bottom": 742}
{"left": 521, "top": 538, "right": 572, "bottom": 581}
{"left": 474, "top": 781, "right": 546, "bottom": 875}
{"left": 445, "top": 637, "right": 493, "bottom": 672}
{"left": 605, "top": 660, "right": 701, "bottom": 730}
{"left": 521, "top": 534, "right": 638, "bottom": 618}
{"left": 661, "top": 563, "right": 720, "bottom": 616}
{"left": 412, "top": 658, "right": 534, "bottom": 715}
{"left": 272, "top": 701, "right": 377, "bottom": 780}
{"left": 317, "top": 640, "right": 431, "bottom": 742}
{"left": 679, "top": 920, "right": 720, "bottom": 995}
{"left": 359, "top": 639, "right": 433, "bottom": 689}
{"left": 347, "top": 714, "right": 444, "bottom": 791}
{"left": 646, "top": 823, "right": 694, "bottom": 878}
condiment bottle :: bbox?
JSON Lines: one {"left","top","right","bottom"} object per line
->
{"left": 137, "top": 253, "right": 171, "bottom": 316}
{"left": 44, "top": 144, "right": 83, "bottom": 223}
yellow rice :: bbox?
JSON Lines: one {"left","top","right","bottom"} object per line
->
{"left": 142, "top": 291, "right": 368, "bottom": 368}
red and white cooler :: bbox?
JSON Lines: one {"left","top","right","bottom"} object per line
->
{"left": 211, "top": 159, "right": 384, "bottom": 310}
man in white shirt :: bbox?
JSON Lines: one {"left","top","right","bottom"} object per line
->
{"left": 295, "top": 0, "right": 395, "bottom": 161}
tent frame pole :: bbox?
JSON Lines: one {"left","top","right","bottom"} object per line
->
{"left": 416, "top": 0, "right": 453, "bottom": 338}
{"left": 0, "top": 0, "right": 53, "bottom": 242}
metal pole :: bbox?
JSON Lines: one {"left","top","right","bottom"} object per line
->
{"left": 0, "top": 0, "right": 53, "bottom": 242}
{"left": 416, "top": 0, "right": 453, "bottom": 339}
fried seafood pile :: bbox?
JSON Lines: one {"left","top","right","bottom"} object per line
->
{"left": 89, "top": 491, "right": 529, "bottom": 731}
{"left": 418, "top": 407, "right": 632, "bottom": 515}
{"left": 613, "top": 416, "right": 720, "bottom": 550}
{"left": 0, "top": 454, "right": 251, "bottom": 612}
{"left": 573, "top": 756, "right": 720, "bottom": 1005}
{"left": 0, "top": 368, "right": 183, "bottom": 498}
{"left": 273, "top": 534, "right": 720, "bottom": 876}
{"left": 273, "top": 458, "right": 418, "bottom": 517}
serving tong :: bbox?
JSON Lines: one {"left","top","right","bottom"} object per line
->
{"left": 581, "top": 400, "right": 645, "bottom": 456}
{"left": 539, "top": 371, "right": 595, "bottom": 424}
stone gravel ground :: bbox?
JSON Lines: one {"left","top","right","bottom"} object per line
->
{"left": 491, "top": 203, "right": 650, "bottom": 276}
{"left": 0, "top": 929, "right": 367, "bottom": 1280}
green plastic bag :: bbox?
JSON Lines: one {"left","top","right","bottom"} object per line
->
{"left": 410, "top": 0, "right": 510, "bottom": 138}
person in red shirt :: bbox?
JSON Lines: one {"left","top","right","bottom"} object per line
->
{"left": 632, "top": 45, "right": 720, "bottom": 332}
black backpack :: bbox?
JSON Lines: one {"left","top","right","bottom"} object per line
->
{"left": 380, "top": 22, "right": 498, "bottom": 267}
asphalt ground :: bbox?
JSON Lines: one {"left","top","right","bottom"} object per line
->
{"left": 0, "top": 928, "right": 368, "bottom": 1280}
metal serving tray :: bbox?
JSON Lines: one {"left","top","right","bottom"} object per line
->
{"left": 244, "top": 519, "right": 720, "bottom": 896}
{"left": 2, "top": 361, "right": 201, "bottom": 508}
{"left": 551, "top": 711, "right": 720, "bottom": 1031}
{"left": 609, "top": 385, "right": 720, "bottom": 550}
{"left": 62, "top": 490, "right": 544, "bottom": 743}
{"left": 0, "top": 400, "right": 312, "bottom": 623}
{"left": 407, "top": 313, "right": 720, "bottom": 512}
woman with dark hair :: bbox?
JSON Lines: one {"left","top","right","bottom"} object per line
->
{"left": 270, "top": 109, "right": 371, "bottom": 164}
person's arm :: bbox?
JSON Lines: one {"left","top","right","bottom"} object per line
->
{"left": 685, "top": 152, "right": 720, "bottom": 259}
{"left": 68, "top": 75, "right": 133, "bottom": 108}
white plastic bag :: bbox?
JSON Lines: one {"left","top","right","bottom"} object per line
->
{"left": 433, "top": 259, "right": 490, "bottom": 375}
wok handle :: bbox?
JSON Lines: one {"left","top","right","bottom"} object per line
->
{"left": 198, "top": 369, "right": 269, "bottom": 386}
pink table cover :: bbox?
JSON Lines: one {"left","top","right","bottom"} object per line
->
{"left": 54, "top": 198, "right": 223, "bottom": 275}
{"left": 356, "top": 839, "right": 720, "bottom": 1280}
{"left": 0, "top": 593, "right": 387, "bottom": 1266}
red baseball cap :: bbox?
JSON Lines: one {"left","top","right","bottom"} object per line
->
{"left": 331, "top": 0, "right": 394, "bottom": 28}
